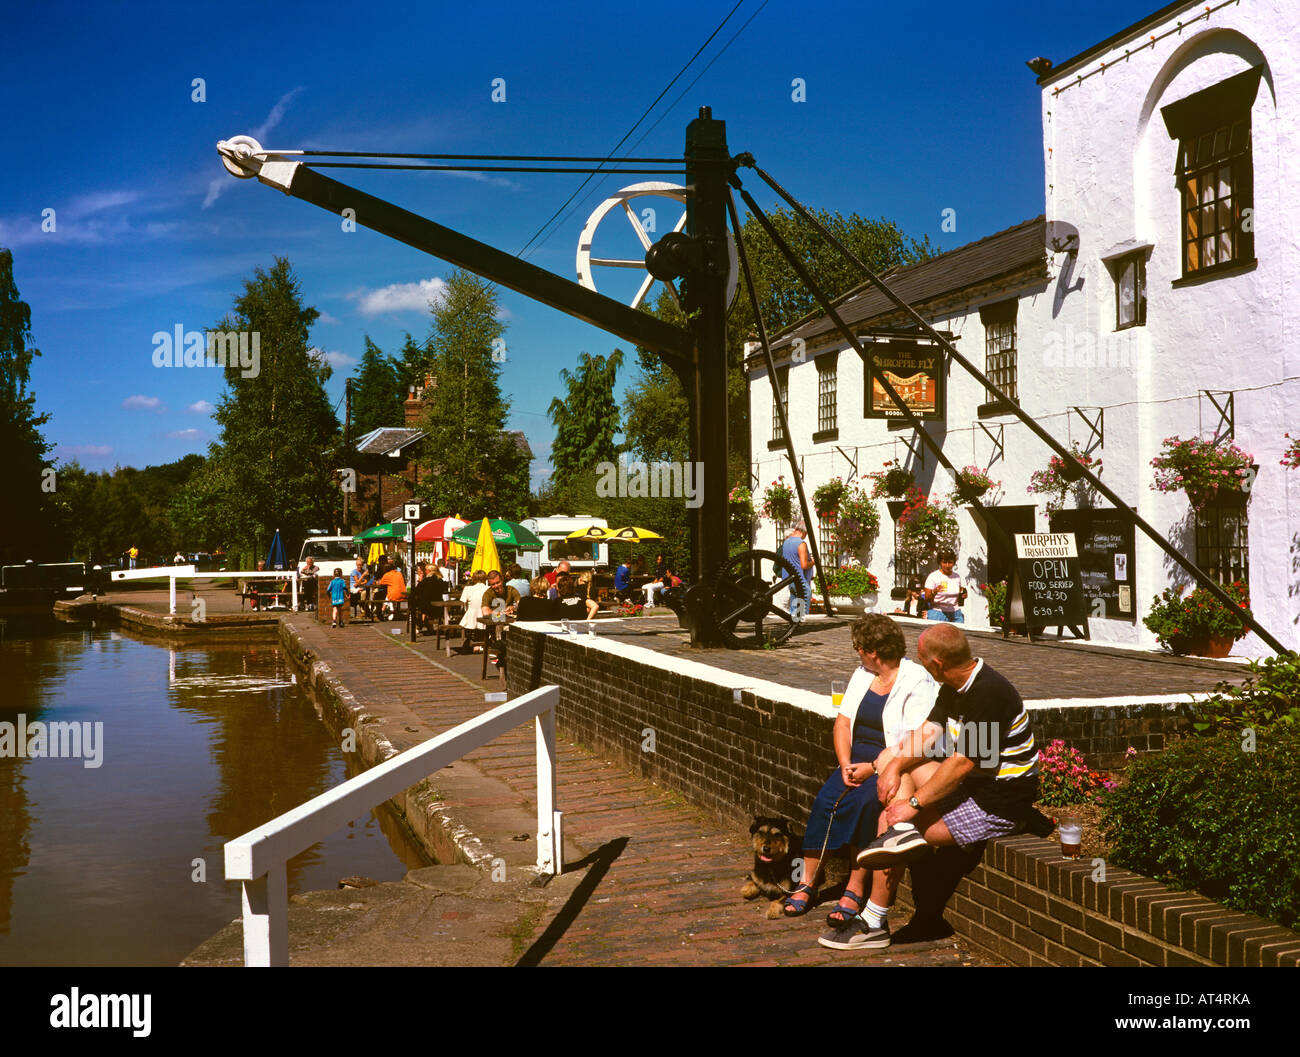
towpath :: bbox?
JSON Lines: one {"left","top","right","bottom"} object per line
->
{"left": 183, "top": 610, "right": 989, "bottom": 967}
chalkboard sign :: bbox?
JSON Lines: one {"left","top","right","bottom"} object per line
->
{"left": 1049, "top": 509, "right": 1136, "bottom": 623}
{"left": 1006, "top": 533, "right": 1089, "bottom": 641}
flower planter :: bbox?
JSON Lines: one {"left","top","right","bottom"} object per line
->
{"left": 955, "top": 483, "right": 990, "bottom": 505}
{"left": 883, "top": 472, "right": 914, "bottom": 498}
{"left": 1200, "top": 634, "right": 1235, "bottom": 658}
{"left": 1060, "top": 457, "right": 1088, "bottom": 483}
{"left": 825, "top": 593, "right": 879, "bottom": 614}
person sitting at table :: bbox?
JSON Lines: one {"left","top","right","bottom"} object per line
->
{"left": 544, "top": 560, "right": 572, "bottom": 590}
{"left": 556, "top": 572, "right": 599, "bottom": 620}
{"left": 348, "top": 556, "right": 374, "bottom": 619}
{"left": 481, "top": 569, "right": 520, "bottom": 622}
{"left": 506, "top": 563, "right": 531, "bottom": 598}
{"left": 518, "top": 577, "right": 562, "bottom": 621}
{"left": 376, "top": 561, "right": 406, "bottom": 620}
{"left": 457, "top": 570, "right": 490, "bottom": 651}
{"left": 409, "top": 561, "right": 444, "bottom": 633}
{"left": 613, "top": 558, "right": 636, "bottom": 602}
{"left": 246, "top": 560, "right": 267, "bottom": 611}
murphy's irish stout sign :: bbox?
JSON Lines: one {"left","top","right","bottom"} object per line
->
{"left": 1006, "top": 532, "right": 1088, "bottom": 641}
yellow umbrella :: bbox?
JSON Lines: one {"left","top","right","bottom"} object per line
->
{"left": 610, "top": 526, "right": 664, "bottom": 542}
{"left": 366, "top": 542, "right": 384, "bottom": 565}
{"left": 468, "top": 516, "right": 502, "bottom": 575}
{"left": 448, "top": 512, "right": 469, "bottom": 561}
{"left": 566, "top": 525, "right": 615, "bottom": 542}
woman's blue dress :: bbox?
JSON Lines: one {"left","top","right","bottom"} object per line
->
{"left": 802, "top": 687, "right": 887, "bottom": 853}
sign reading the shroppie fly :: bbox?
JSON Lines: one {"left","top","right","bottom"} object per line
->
{"left": 864, "top": 340, "right": 945, "bottom": 420}
{"left": 1006, "top": 532, "right": 1089, "bottom": 642}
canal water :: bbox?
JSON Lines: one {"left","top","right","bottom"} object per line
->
{"left": 0, "top": 616, "right": 428, "bottom": 966}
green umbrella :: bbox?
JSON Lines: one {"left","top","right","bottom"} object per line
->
{"left": 450, "top": 518, "right": 543, "bottom": 550}
{"left": 354, "top": 522, "right": 411, "bottom": 542}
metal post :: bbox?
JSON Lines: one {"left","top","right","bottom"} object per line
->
{"left": 684, "top": 107, "right": 730, "bottom": 639}
{"left": 241, "top": 862, "right": 288, "bottom": 967}
{"left": 535, "top": 707, "right": 559, "bottom": 874}
{"left": 169, "top": 575, "right": 176, "bottom": 615}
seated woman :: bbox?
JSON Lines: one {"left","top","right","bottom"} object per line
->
{"left": 555, "top": 573, "right": 598, "bottom": 620}
{"left": 782, "top": 614, "right": 938, "bottom": 930}
{"left": 517, "top": 576, "right": 562, "bottom": 621}
{"left": 575, "top": 571, "right": 601, "bottom": 619}
{"left": 456, "top": 570, "right": 490, "bottom": 651}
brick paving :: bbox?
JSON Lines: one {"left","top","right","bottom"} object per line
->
{"left": 288, "top": 615, "right": 991, "bottom": 966}
{"left": 596, "top": 613, "right": 1244, "bottom": 700}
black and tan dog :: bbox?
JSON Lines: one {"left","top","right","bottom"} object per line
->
{"left": 742, "top": 816, "right": 800, "bottom": 918}
{"left": 742, "top": 815, "right": 851, "bottom": 918}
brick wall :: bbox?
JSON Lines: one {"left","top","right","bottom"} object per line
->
{"left": 505, "top": 624, "right": 1300, "bottom": 966}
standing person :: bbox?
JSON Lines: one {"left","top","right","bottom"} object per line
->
{"left": 781, "top": 521, "right": 814, "bottom": 621}
{"left": 327, "top": 568, "right": 349, "bottom": 628}
{"left": 924, "top": 550, "right": 967, "bottom": 622}
{"left": 128, "top": 546, "right": 139, "bottom": 570}
{"left": 836, "top": 624, "right": 1042, "bottom": 951}
{"left": 300, "top": 556, "right": 320, "bottom": 611}
{"left": 781, "top": 616, "right": 937, "bottom": 935}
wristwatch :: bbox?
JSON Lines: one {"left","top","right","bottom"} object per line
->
{"left": 909, "top": 795, "right": 921, "bottom": 811}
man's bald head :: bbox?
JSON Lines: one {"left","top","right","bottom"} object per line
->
{"left": 918, "top": 623, "right": 973, "bottom": 674}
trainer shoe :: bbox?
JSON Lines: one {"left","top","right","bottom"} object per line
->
{"left": 855, "top": 823, "right": 929, "bottom": 868}
{"left": 817, "top": 918, "right": 891, "bottom": 951}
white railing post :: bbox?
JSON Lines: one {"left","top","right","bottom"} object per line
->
{"left": 241, "top": 861, "right": 288, "bottom": 967}
{"left": 291, "top": 572, "right": 298, "bottom": 611}
{"left": 535, "top": 705, "right": 559, "bottom": 874}
{"left": 169, "top": 575, "right": 177, "bottom": 615}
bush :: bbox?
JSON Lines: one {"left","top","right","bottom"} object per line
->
{"left": 1102, "top": 725, "right": 1300, "bottom": 928}
{"left": 982, "top": 580, "right": 1007, "bottom": 629}
{"left": 826, "top": 566, "right": 879, "bottom": 597}
{"left": 1143, "top": 580, "right": 1251, "bottom": 653}
{"left": 1193, "top": 651, "right": 1300, "bottom": 734}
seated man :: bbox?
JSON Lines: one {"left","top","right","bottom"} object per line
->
{"left": 376, "top": 561, "right": 406, "bottom": 619}
{"left": 828, "top": 624, "right": 1040, "bottom": 950}
{"left": 409, "top": 561, "right": 446, "bottom": 632}
{"left": 924, "top": 550, "right": 966, "bottom": 622}
{"left": 544, "top": 560, "right": 572, "bottom": 591}
{"left": 348, "top": 557, "right": 373, "bottom": 618}
{"left": 480, "top": 569, "right": 520, "bottom": 624}
{"left": 613, "top": 558, "right": 635, "bottom": 602}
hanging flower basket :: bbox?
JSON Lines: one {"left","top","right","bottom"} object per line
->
{"left": 870, "top": 459, "right": 915, "bottom": 499}
{"left": 1150, "top": 436, "right": 1254, "bottom": 511}
{"left": 1283, "top": 433, "right": 1300, "bottom": 470}
{"left": 894, "top": 487, "right": 959, "bottom": 563}
{"left": 836, "top": 482, "right": 881, "bottom": 551}
{"left": 952, "top": 465, "right": 999, "bottom": 506}
{"left": 812, "top": 477, "right": 850, "bottom": 519}
{"left": 729, "top": 483, "right": 755, "bottom": 535}
{"left": 1027, "top": 444, "right": 1101, "bottom": 512}
{"left": 760, "top": 477, "right": 795, "bottom": 523}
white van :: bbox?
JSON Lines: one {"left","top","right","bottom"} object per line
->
{"left": 297, "top": 532, "right": 361, "bottom": 576}
{"left": 519, "top": 516, "right": 610, "bottom": 577}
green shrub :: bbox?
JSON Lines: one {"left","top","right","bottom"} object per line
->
{"left": 1102, "top": 725, "right": 1300, "bottom": 928}
{"left": 1193, "top": 651, "right": 1300, "bottom": 733}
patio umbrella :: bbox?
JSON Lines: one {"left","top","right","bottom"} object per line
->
{"left": 468, "top": 517, "right": 502, "bottom": 576}
{"left": 354, "top": 522, "right": 411, "bottom": 542}
{"left": 413, "top": 517, "right": 467, "bottom": 542}
{"left": 565, "top": 524, "right": 616, "bottom": 542}
{"left": 450, "top": 519, "right": 544, "bottom": 550}
{"left": 448, "top": 512, "right": 469, "bottom": 562}
{"left": 366, "top": 542, "right": 384, "bottom": 566}
{"left": 266, "top": 528, "right": 287, "bottom": 570}
{"left": 610, "top": 526, "right": 664, "bottom": 542}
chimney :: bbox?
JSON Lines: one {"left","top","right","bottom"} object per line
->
{"left": 404, "top": 384, "right": 422, "bottom": 427}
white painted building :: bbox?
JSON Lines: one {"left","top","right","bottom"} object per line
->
{"left": 748, "top": 0, "right": 1299, "bottom": 655}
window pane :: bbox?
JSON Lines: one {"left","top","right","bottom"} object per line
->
{"left": 1185, "top": 201, "right": 1199, "bottom": 239}
{"left": 1187, "top": 238, "right": 1200, "bottom": 270}
{"left": 1197, "top": 134, "right": 1211, "bottom": 162}
{"left": 1118, "top": 261, "right": 1135, "bottom": 326}
{"left": 1229, "top": 120, "right": 1246, "bottom": 151}
{"left": 1217, "top": 200, "right": 1233, "bottom": 232}
{"left": 1201, "top": 203, "right": 1215, "bottom": 233}
{"left": 1200, "top": 179, "right": 1214, "bottom": 205}
{"left": 1218, "top": 165, "right": 1232, "bottom": 198}
{"left": 1212, "top": 127, "right": 1229, "bottom": 156}
{"left": 1218, "top": 231, "right": 1233, "bottom": 260}
{"left": 1202, "top": 236, "right": 1217, "bottom": 266}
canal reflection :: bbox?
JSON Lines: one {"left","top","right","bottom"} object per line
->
{"left": 0, "top": 617, "right": 428, "bottom": 966}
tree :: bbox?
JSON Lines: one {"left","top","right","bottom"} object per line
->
{"left": 0, "top": 248, "right": 54, "bottom": 563}
{"left": 349, "top": 337, "right": 402, "bottom": 438}
{"left": 202, "top": 258, "right": 339, "bottom": 564}
{"left": 547, "top": 349, "right": 623, "bottom": 489}
{"left": 414, "top": 271, "right": 530, "bottom": 519}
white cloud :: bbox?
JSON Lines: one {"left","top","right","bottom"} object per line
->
{"left": 204, "top": 87, "right": 305, "bottom": 208}
{"left": 317, "top": 311, "right": 340, "bottom": 324}
{"left": 167, "top": 429, "right": 202, "bottom": 440}
{"left": 186, "top": 400, "right": 214, "bottom": 414}
{"left": 309, "top": 348, "right": 356, "bottom": 370}
{"left": 57, "top": 444, "right": 112, "bottom": 458}
{"left": 347, "top": 277, "right": 448, "bottom": 316}
{"left": 122, "top": 395, "right": 164, "bottom": 411}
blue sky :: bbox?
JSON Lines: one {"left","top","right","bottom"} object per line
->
{"left": 1, "top": 0, "right": 1155, "bottom": 485}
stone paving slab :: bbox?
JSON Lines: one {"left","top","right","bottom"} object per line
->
{"left": 594, "top": 613, "right": 1244, "bottom": 700}
{"left": 236, "top": 615, "right": 993, "bottom": 966}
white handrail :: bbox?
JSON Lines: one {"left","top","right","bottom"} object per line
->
{"left": 109, "top": 567, "right": 303, "bottom": 614}
{"left": 224, "top": 684, "right": 562, "bottom": 966}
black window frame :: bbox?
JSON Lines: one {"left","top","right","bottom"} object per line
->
{"left": 1114, "top": 252, "right": 1147, "bottom": 330}
{"left": 1161, "top": 66, "right": 1261, "bottom": 282}
{"left": 978, "top": 299, "right": 1018, "bottom": 416}
{"left": 1194, "top": 491, "right": 1249, "bottom": 588}
{"left": 815, "top": 353, "right": 838, "bottom": 440}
